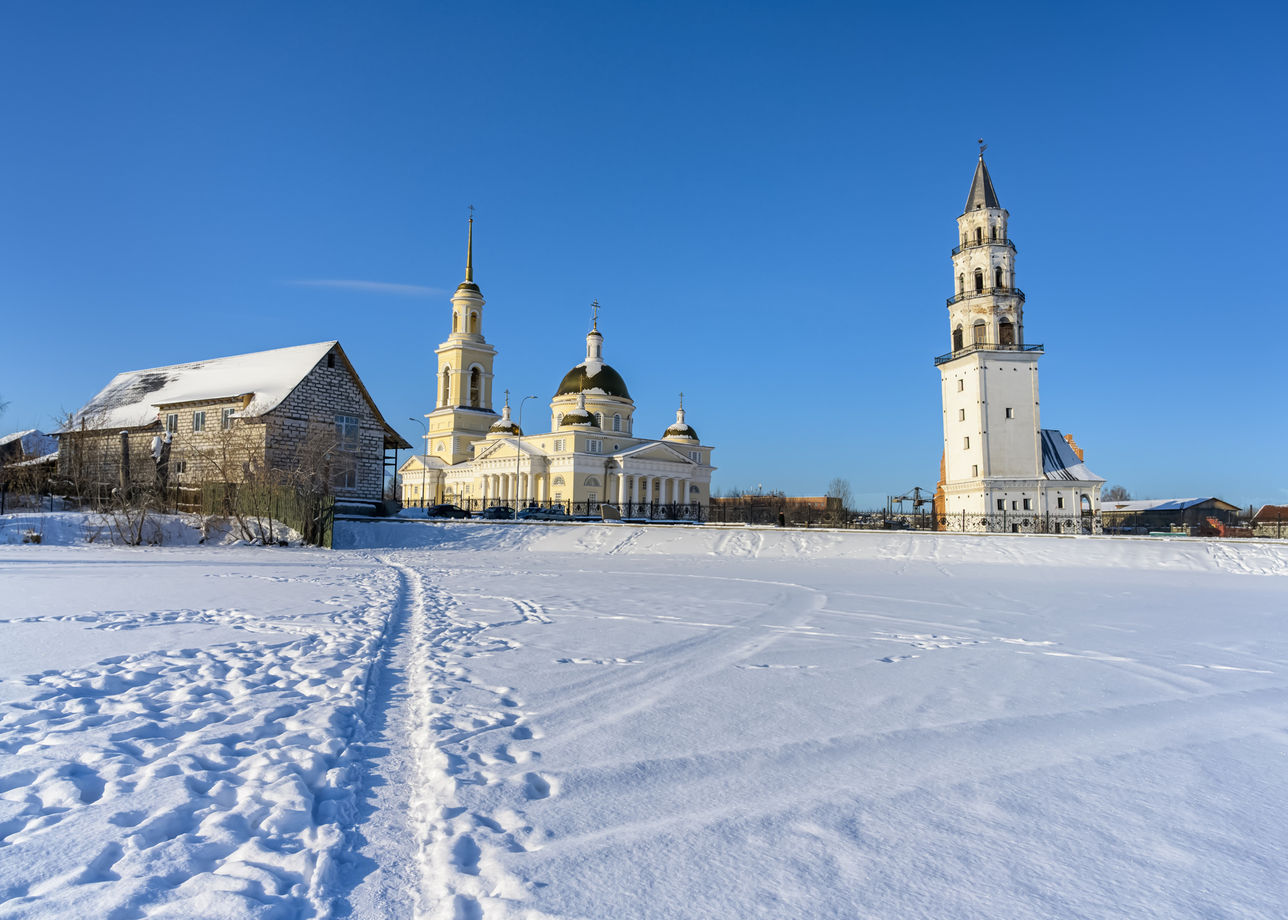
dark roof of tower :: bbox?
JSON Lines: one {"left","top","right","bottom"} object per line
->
{"left": 963, "top": 157, "right": 1001, "bottom": 212}
{"left": 663, "top": 422, "right": 699, "bottom": 441}
{"left": 560, "top": 407, "right": 599, "bottom": 427}
{"left": 555, "top": 363, "right": 632, "bottom": 400}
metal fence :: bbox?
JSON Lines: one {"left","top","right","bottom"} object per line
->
{"left": 403, "top": 497, "right": 707, "bottom": 523}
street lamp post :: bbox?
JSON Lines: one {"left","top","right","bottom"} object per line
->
{"left": 408, "top": 417, "right": 429, "bottom": 511}
{"left": 516, "top": 395, "right": 539, "bottom": 513}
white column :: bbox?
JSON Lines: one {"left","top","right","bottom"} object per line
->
{"left": 643, "top": 477, "right": 652, "bottom": 503}
{"left": 680, "top": 478, "right": 690, "bottom": 506}
{"left": 618, "top": 470, "right": 627, "bottom": 504}
{"left": 631, "top": 475, "right": 639, "bottom": 504}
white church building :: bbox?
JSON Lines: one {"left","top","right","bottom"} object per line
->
{"left": 399, "top": 220, "right": 715, "bottom": 517}
{"left": 933, "top": 148, "right": 1104, "bottom": 532}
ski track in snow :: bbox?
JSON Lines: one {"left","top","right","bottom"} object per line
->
{"left": 340, "top": 557, "right": 558, "bottom": 920}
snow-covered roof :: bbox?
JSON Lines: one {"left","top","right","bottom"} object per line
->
{"left": 1101, "top": 498, "right": 1236, "bottom": 513}
{"left": 0, "top": 429, "right": 58, "bottom": 457}
{"left": 11, "top": 449, "right": 58, "bottom": 467}
{"left": 1039, "top": 429, "right": 1103, "bottom": 482}
{"left": 399, "top": 454, "right": 448, "bottom": 472}
{"left": 65, "top": 342, "right": 339, "bottom": 431}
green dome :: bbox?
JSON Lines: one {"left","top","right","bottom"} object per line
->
{"left": 560, "top": 409, "right": 599, "bottom": 427}
{"left": 556, "top": 363, "right": 631, "bottom": 400}
{"left": 664, "top": 423, "right": 699, "bottom": 441}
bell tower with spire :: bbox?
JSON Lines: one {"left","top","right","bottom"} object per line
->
{"left": 424, "top": 215, "right": 500, "bottom": 465}
{"left": 936, "top": 145, "right": 1047, "bottom": 525}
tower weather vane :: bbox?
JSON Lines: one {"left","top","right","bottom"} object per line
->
{"left": 978, "top": 138, "right": 987, "bottom": 156}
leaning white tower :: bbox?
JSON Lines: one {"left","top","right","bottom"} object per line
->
{"left": 934, "top": 146, "right": 1103, "bottom": 532}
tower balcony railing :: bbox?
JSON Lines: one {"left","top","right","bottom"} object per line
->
{"left": 952, "top": 238, "right": 1017, "bottom": 256}
{"left": 933, "top": 343, "right": 1044, "bottom": 366}
{"left": 947, "top": 287, "right": 1025, "bottom": 306}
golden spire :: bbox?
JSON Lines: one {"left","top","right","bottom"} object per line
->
{"left": 464, "top": 208, "right": 475, "bottom": 283}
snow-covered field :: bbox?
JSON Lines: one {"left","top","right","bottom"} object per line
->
{"left": 2, "top": 520, "right": 1286, "bottom": 919}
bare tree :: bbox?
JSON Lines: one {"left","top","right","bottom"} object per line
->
{"left": 826, "top": 477, "right": 854, "bottom": 511}
{"left": 1103, "top": 485, "right": 1131, "bottom": 502}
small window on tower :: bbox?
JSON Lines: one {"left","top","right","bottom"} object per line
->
{"left": 1057, "top": 496, "right": 1066, "bottom": 509}
{"left": 957, "top": 379, "right": 964, "bottom": 392}
{"left": 1023, "top": 498, "right": 1032, "bottom": 510}
{"left": 996, "top": 499, "right": 1005, "bottom": 511}
{"left": 958, "top": 408, "right": 965, "bottom": 421}
{"left": 963, "top": 436, "right": 970, "bottom": 449}
{"left": 975, "top": 227, "right": 982, "bottom": 244}
{"left": 1005, "top": 407, "right": 1014, "bottom": 419}
{"left": 971, "top": 464, "right": 979, "bottom": 477}
{"left": 1011, "top": 500, "right": 1018, "bottom": 510}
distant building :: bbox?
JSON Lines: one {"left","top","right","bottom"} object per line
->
{"left": 1251, "top": 505, "right": 1288, "bottom": 539}
{"left": 59, "top": 341, "right": 410, "bottom": 503}
{"left": 1100, "top": 497, "right": 1240, "bottom": 535}
{"left": 0, "top": 429, "right": 59, "bottom": 490}
{"left": 933, "top": 148, "right": 1104, "bottom": 533}
{"left": 709, "top": 494, "right": 841, "bottom": 526}
{"left": 0, "top": 429, "right": 57, "bottom": 467}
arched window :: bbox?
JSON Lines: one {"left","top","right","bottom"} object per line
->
{"left": 441, "top": 367, "right": 451, "bottom": 405}
{"left": 468, "top": 367, "right": 481, "bottom": 406}
{"left": 975, "top": 227, "right": 982, "bottom": 244}
{"left": 973, "top": 320, "right": 987, "bottom": 346}
{"left": 974, "top": 269, "right": 984, "bottom": 292}
{"left": 452, "top": 313, "right": 459, "bottom": 333}
{"left": 595, "top": 412, "right": 603, "bottom": 428}
{"left": 957, "top": 274, "right": 964, "bottom": 294}
{"left": 552, "top": 475, "right": 565, "bottom": 486}
{"left": 585, "top": 476, "right": 601, "bottom": 487}
{"left": 556, "top": 413, "right": 564, "bottom": 427}
{"left": 613, "top": 414, "right": 621, "bottom": 432}
{"left": 999, "top": 320, "right": 1015, "bottom": 346}
{"left": 953, "top": 325, "right": 964, "bottom": 351}
{"left": 994, "top": 266, "right": 1004, "bottom": 289}
{"left": 468, "top": 312, "right": 479, "bottom": 334}
{"left": 990, "top": 226, "right": 997, "bottom": 240}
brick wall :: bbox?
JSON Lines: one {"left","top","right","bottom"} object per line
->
{"left": 267, "top": 351, "right": 386, "bottom": 501}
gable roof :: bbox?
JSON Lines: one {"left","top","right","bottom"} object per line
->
{"left": 67, "top": 341, "right": 338, "bottom": 431}
{"left": 0, "top": 429, "right": 58, "bottom": 458}
{"left": 1101, "top": 497, "right": 1239, "bottom": 514}
{"left": 611, "top": 440, "right": 698, "bottom": 463}
{"left": 1253, "top": 504, "right": 1288, "bottom": 523}
{"left": 1040, "top": 429, "right": 1102, "bottom": 482}
{"left": 63, "top": 341, "right": 411, "bottom": 450}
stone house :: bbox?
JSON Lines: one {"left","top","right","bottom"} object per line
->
{"left": 1252, "top": 505, "right": 1288, "bottom": 539}
{"left": 59, "top": 341, "right": 410, "bottom": 503}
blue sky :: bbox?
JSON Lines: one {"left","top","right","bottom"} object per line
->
{"left": 2, "top": 1, "right": 1284, "bottom": 508}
